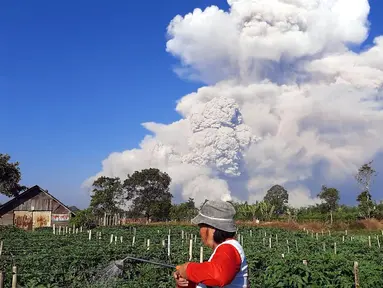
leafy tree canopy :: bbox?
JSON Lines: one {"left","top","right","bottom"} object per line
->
{"left": 123, "top": 168, "right": 172, "bottom": 221}
{"left": 355, "top": 161, "right": 376, "bottom": 193}
{"left": 317, "top": 185, "right": 340, "bottom": 212}
{"left": 264, "top": 184, "right": 288, "bottom": 215}
{"left": 90, "top": 176, "right": 124, "bottom": 216}
{"left": 170, "top": 198, "right": 198, "bottom": 221}
{"left": 0, "top": 153, "right": 27, "bottom": 197}
{"left": 356, "top": 190, "right": 375, "bottom": 219}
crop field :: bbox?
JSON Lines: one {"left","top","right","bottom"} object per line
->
{"left": 0, "top": 225, "right": 382, "bottom": 288}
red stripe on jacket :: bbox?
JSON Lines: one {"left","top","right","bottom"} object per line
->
{"left": 185, "top": 241, "right": 241, "bottom": 287}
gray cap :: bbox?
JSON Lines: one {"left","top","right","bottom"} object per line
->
{"left": 191, "top": 200, "right": 237, "bottom": 233}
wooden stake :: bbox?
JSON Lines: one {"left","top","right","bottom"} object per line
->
{"left": 132, "top": 236, "right": 135, "bottom": 246}
{"left": 147, "top": 239, "right": 150, "bottom": 250}
{"left": 377, "top": 236, "right": 380, "bottom": 248}
{"left": 354, "top": 261, "right": 360, "bottom": 288}
{"left": 323, "top": 242, "right": 326, "bottom": 252}
{"left": 0, "top": 271, "right": 4, "bottom": 288}
{"left": 200, "top": 246, "right": 203, "bottom": 263}
{"left": 11, "top": 266, "right": 17, "bottom": 288}
{"left": 368, "top": 236, "right": 371, "bottom": 248}
{"left": 0, "top": 241, "right": 3, "bottom": 256}
{"left": 167, "top": 234, "right": 171, "bottom": 256}
{"left": 189, "top": 239, "right": 193, "bottom": 261}
{"left": 334, "top": 242, "right": 337, "bottom": 254}
{"left": 269, "top": 237, "right": 272, "bottom": 249}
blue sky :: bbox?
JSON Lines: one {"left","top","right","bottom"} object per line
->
{"left": 1, "top": 1, "right": 383, "bottom": 208}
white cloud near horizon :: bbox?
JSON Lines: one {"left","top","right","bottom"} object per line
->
{"left": 83, "top": 0, "right": 383, "bottom": 207}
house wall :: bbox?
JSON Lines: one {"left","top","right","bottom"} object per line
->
{"left": 0, "top": 211, "right": 13, "bottom": 226}
{"left": 0, "top": 189, "right": 73, "bottom": 230}
{"left": 12, "top": 191, "right": 69, "bottom": 213}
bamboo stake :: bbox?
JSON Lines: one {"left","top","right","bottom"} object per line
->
{"left": 11, "top": 266, "right": 17, "bottom": 288}
{"left": 0, "top": 271, "right": 3, "bottom": 288}
{"left": 189, "top": 239, "right": 193, "bottom": 261}
{"left": 354, "top": 261, "right": 360, "bottom": 288}
{"left": 168, "top": 234, "right": 171, "bottom": 256}
{"left": 200, "top": 247, "right": 203, "bottom": 263}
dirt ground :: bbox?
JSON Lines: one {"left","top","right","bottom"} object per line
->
{"left": 133, "top": 219, "right": 383, "bottom": 232}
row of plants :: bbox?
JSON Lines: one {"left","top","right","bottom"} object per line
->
{"left": 0, "top": 225, "right": 382, "bottom": 287}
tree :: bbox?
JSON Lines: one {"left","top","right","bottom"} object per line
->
{"left": 69, "top": 208, "right": 97, "bottom": 229}
{"left": 355, "top": 161, "right": 377, "bottom": 219}
{"left": 123, "top": 168, "right": 172, "bottom": 222}
{"left": 264, "top": 185, "right": 288, "bottom": 215}
{"left": 258, "top": 201, "right": 275, "bottom": 221}
{"left": 170, "top": 198, "right": 198, "bottom": 222}
{"left": 90, "top": 176, "right": 124, "bottom": 217}
{"left": 355, "top": 161, "right": 376, "bottom": 194}
{"left": 0, "top": 153, "right": 27, "bottom": 197}
{"left": 356, "top": 190, "right": 375, "bottom": 219}
{"left": 317, "top": 185, "right": 340, "bottom": 224}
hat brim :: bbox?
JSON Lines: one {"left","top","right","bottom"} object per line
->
{"left": 191, "top": 213, "right": 237, "bottom": 233}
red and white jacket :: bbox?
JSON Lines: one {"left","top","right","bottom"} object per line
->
{"left": 181, "top": 239, "right": 249, "bottom": 288}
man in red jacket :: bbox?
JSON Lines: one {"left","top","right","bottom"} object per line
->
{"left": 174, "top": 200, "right": 249, "bottom": 288}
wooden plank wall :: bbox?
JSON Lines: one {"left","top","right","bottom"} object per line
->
{"left": 13, "top": 192, "right": 69, "bottom": 214}
{"left": 0, "top": 212, "right": 13, "bottom": 225}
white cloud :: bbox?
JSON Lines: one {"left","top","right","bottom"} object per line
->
{"left": 84, "top": 0, "right": 383, "bottom": 207}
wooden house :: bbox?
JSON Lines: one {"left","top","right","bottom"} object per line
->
{"left": 0, "top": 185, "right": 76, "bottom": 230}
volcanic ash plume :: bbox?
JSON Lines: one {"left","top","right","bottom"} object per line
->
{"left": 85, "top": 0, "right": 383, "bottom": 207}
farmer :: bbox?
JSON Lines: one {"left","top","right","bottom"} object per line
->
{"left": 174, "top": 200, "right": 249, "bottom": 288}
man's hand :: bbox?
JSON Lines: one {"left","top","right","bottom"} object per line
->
{"left": 176, "top": 262, "right": 190, "bottom": 279}
{"left": 173, "top": 271, "right": 189, "bottom": 287}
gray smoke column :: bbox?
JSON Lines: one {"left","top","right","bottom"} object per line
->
{"left": 182, "top": 96, "right": 257, "bottom": 176}
{"left": 84, "top": 0, "right": 383, "bottom": 207}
